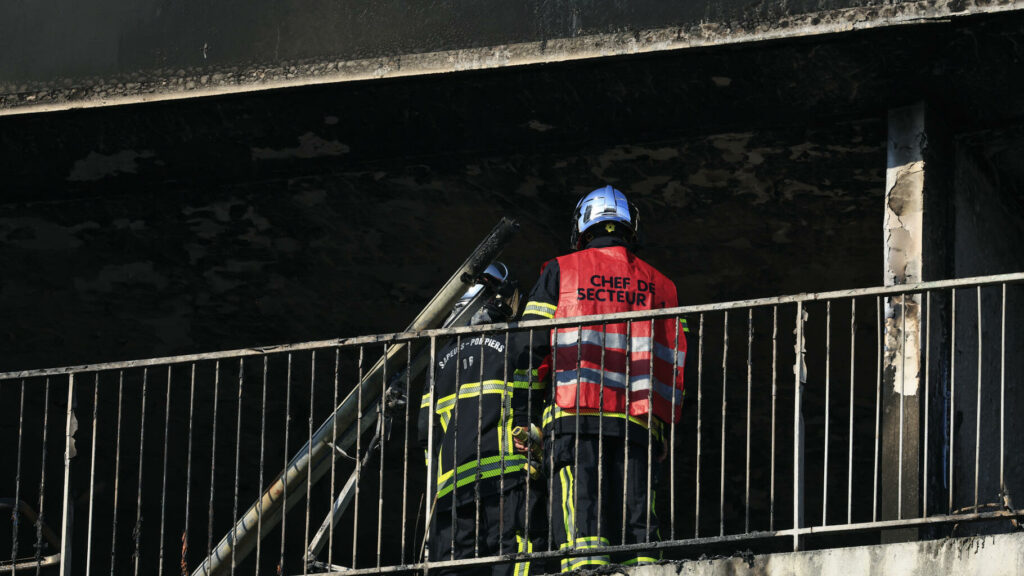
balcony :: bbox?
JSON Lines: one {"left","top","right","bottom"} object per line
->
{"left": 3, "top": 273, "right": 1022, "bottom": 575}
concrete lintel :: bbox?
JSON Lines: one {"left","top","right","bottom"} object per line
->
{"left": 613, "top": 531, "right": 1024, "bottom": 576}
{"left": 1, "top": 0, "right": 1022, "bottom": 116}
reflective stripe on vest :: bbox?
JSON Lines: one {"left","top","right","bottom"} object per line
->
{"left": 552, "top": 246, "right": 686, "bottom": 424}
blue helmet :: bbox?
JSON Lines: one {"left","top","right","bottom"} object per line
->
{"left": 569, "top": 185, "right": 638, "bottom": 250}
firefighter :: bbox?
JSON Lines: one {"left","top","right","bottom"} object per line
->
{"left": 513, "top": 186, "right": 687, "bottom": 571}
{"left": 419, "top": 262, "right": 544, "bottom": 576}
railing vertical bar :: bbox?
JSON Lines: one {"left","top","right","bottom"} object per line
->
{"left": 330, "top": 348, "right": 341, "bottom": 568}
{"left": 597, "top": 324, "right": 606, "bottom": 546}
{"left": 35, "top": 377, "right": 51, "bottom": 573}
{"left": 206, "top": 363, "right": 220, "bottom": 568}
{"left": 573, "top": 324, "right": 583, "bottom": 554}
{"left": 400, "top": 344, "right": 412, "bottom": 565}
{"left": 898, "top": 299, "right": 906, "bottom": 520}
{"left": 280, "top": 353, "right": 293, "bottom": 575}
{"left": 12, "top": 379, "right": 26, "bottom": 575}
{"left": 923, "top": 293, "right": 931, "bottom": 518}
{"left": 949, "top": 289, "right": 957, "bottom": 515}
{"left": 1000, "top": 284, "right": 1006, "bottom": 501}
{"left": 109, "top": 372, "right": 124, "bottom": 576}
{"left": 847, "top": 300, "right": 856, "bottom": 524}
{"left": 872, "top": 298, "right": 881, "bottom": 522}
{"left": 547, "top": 329, "right": 557, "bottom": 554}
{"left": 823, "top": 302, "right": 831, "bottom": 526}
{"left": 719, "top": 311, "right": 728, "bottom": 537}
{"left": 622, "top": 319, "right": 633, "bottom": 546}
{"left": 158, "top": 367, "right": 172, "bottom": 576}
{"left": 973, "top": 286, "right": 982, "bottom": 512}
{"left": 745, "top": 309, "right": 753, "bottom": 534}
{"left": 377, "top": 344, "right": 388, "bottom": 568}
{"left": 183, "top": 365, "right": 197, "bottom": 574}
{"left": 450, "top": 336, "right": 462, "bottom": 561}
{"left": 232, "top": 359, "right": 245, "bottom": 575}
{"left": 353, "top": 346, "right": 364, "bottom": 569}
{"left": 647, "top": 318, "right": 657, "bottom": 541}
{"left": 476, "top": 334, "right": 487, "bottom": 558}
{"left": 695, "top": 313, "right": 703, "bottom": 539}
{"left": 497, "top": 330, "right": 510, "bottom": 557}
{"left": 525, "top": 329, "right": 535, "bottom": 548}
{"left": 669, "top": 318, "right": 680, "bottom": 541}
{"left": 305, "top": 351, "right": 317, "bottom": 576}
{"left": 134, "top": 368, "right": 149, "bottom": 576}
{"left": 58, "top": 373, "right": 75, "bottom": 576}
{"left": 86, "top": 374, "right": 99, "bottom": 576}
{"left": 424, "top": 336, "right": 437, "bottom": 569}
{"left": 256, "top": 356, "right": 268, "bottom": 575}
{"left": 770, "top": 306, "right": 778, "bottom": 532}
{"left": 793, "top": 302, "right": 805, "bottom": 552}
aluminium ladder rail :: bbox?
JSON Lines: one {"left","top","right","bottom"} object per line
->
{"left": 192, "top": 217, "right": 519, "bottom": 576}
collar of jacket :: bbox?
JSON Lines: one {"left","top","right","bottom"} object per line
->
{"left": 582, "top": 235, "right": 631, "bottom": 250}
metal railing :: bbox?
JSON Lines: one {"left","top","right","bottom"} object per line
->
{"left": 3, "top": 272, "right": 1023, "bottom": 575}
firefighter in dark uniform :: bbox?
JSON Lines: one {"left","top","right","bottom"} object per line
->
{"left": 513, "top": 186, "right": 688, "bottom": 571}
{"left": 419, "top": 263, "right": 545, "bottom": 576}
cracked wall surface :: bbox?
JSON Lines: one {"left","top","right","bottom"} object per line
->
{"left": 0, "top": 121, "right": 884, "bottom": 373}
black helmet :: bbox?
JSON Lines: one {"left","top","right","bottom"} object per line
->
{"left": 449, "top": 262, "right": 521, "bottom": 326}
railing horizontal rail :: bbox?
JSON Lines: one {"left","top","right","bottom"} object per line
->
{"left": 301, "top": 509, "right": 1024, "bottom": 576}
{"left": 4, "top": 271, "right": 1022, "bottom": 379}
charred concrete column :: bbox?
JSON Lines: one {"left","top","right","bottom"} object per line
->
{"left": 882, "top": 102, "right": 952, "bottom": 542}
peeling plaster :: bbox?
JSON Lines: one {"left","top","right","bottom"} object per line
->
{"left": 251, "top": 132, "right": 350, "bottom": 160}
{"left": 527, "top": 119, "right": 554, "bottom": 132}
{"left": 884, "top": 106, "right": 927, "bottom": 397}
{"left": 0, "top": 217, "right": 95, "bottom": 250}
{"left": 885, "top": 160, "right": 924, "bottom": 285}
{"left": 884, "top": 296, "right": 922, "bottom": 396}
{"left": 68, "top": 150, "right": 155, "bottom": 181}
{"left": 73, "top": 261, "right": 167, "bottom": 293}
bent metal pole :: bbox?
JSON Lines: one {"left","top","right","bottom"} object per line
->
{"left": 192, "top": 217, "right": 519, "bottom": 576}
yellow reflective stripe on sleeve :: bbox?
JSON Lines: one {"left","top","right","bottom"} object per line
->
{"left": 420, "top": 392, "right": 432, "bottom": 409}
{"left": 523, "top": 301, "right": 557, "bottom": 318}
{"left": 680, "top": 317, "right": 689, "bottom": 334}
{"left": 508, "top": 380, "right": 545, "bottom": 390}
{"left": 512, "top": 368, "right": 545, "bottom": 391}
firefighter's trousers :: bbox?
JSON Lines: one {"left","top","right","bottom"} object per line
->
{"left": 429, "top": 486, "right": 542, "bottom": 576}
{"left": 549, "top": 433, "right": 661, "bottom": 572}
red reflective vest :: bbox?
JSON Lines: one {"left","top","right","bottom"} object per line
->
{"left": 551, "top": 246, "right": 687, "bottom": 424}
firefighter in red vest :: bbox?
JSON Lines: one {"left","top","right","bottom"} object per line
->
{"left": 514, "top": 186, "right": 687, "bottom": 571}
